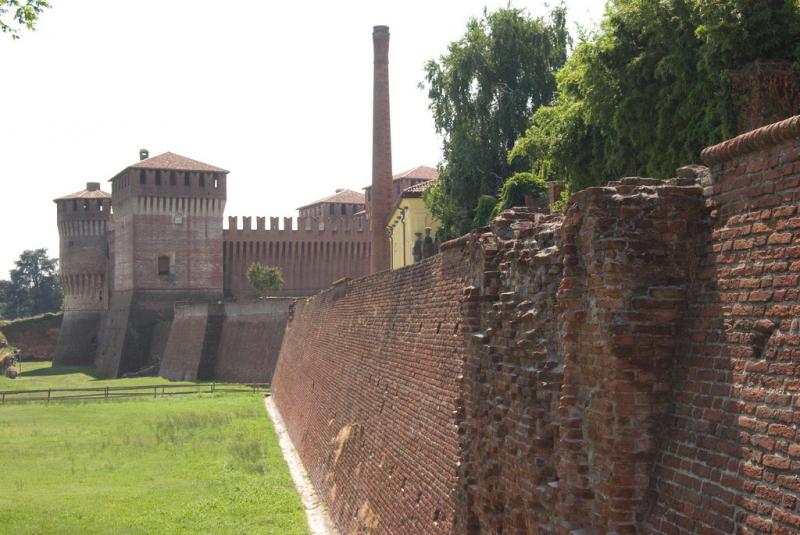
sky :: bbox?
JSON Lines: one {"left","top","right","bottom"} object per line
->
{"left": 0, "top": 0, "right": 604, "bottom": 278}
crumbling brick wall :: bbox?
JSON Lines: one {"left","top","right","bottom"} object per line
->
{"left": 272, "top": 252, "right": 469, "bottom": 534}
{"left": 272, "top": 117, "right": 800, "bottom": 534}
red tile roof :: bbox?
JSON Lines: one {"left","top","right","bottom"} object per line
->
{"left": 129, "top": 152, "right": 228, "bottom": 173}
{"left": 54, "top": 188, "right": 111, "bottom": 202}
{"left": 298, "top": 189, "right": 366, "bottom": 209}
{"left": 393, "top": 165, "right": 438, "bottom": 181}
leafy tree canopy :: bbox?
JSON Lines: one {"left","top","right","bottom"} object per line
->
{"left": 511, "top": 0, "right": 800, "bottom": 192}
{"left": 0, "top": 248, "right": 61, "bottom": 320}
{"left": 0, "top": 0, "right": 50, "bottom": 39}
{"left": 422, "top": 5, "right": 570, "bottom": 238}
{"left": 246, "top": 263, "right": 284, "bottom": 298}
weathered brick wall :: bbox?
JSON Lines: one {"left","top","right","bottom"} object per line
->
{"left": 0, "top": 313, "right": 62, "bottom": 361}
{"left": 645, "top": 116, "right": 800, "bottom": 534}
{"left": 272, "top": 117, "right": 800, "bottom": 533}
{"left": 159, "top": 303, "right": 213, "bottom": 381}
{"left": 222, "top": 221, "right": 370, "bottom": 299}
{"left": 272, "top": 251, "right": 469, "bottom": 534}
{"left": 159, "top": 300, "right": 293, "bottom": 383}
{"left": 213, "top": 299, "right": 293, "bottom": 384}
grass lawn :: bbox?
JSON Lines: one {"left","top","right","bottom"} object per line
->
{"left": 0, "top": 360, "right": 199, "bottom": 391}
{"left": 0, "top": 364, "right": 309, "bottom": 534}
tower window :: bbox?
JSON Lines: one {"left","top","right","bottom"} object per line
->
{"left": 213, "top": 173, "right": 219, "bottom": 189}
{"left": 184, "top": 172, "right": 191, "bottom": 186}
{"left": 155, "top": 170, "right": 162, "bottom": 185}
{"left": 169, "top": 171, "right": 177, "bottom": 186}
{"left": 157, "top": 255, "right": 171, "bottom": 276}
{"left": 329, "top": 203, "right": 334, "bottom": 216}
{"left": 341, "top": 203, "right": 347, "bottom": 215}
{"left": 139, "top": 169, "right": 146, "bottom": 184}
{"left": 199, "top": 173, "right": 205, "bottom": 188}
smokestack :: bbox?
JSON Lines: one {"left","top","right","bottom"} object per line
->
{"left": 370, "top": 25, "right": 393, "bottom": 273}
{"left": 139, "top": 149, "right": 149, "bottom": 161}
{"left": 86, "top": 182, "right": 100, "bottom": 192}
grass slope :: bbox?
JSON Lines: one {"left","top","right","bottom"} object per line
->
{"left": 0, "top": 367, "right": 308, "bottom": 534}
{"left": 0, "top": 361, "right": 198, "bottom": 392}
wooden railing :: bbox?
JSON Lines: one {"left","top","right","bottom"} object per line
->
{"left": 0, "top": 382, "right": 270, "bottom": 404}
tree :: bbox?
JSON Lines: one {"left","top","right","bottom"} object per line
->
{"left": 0, "top": 0, "right": 50, "bottom": 39}
{"left": 422, "top": 5, "right": 570, "bottom": 238}
{"left": 0, "top": 248, "right": 61, "bottom": 319}
{"left": 246, "top": 263, "right": 284, "bottom": 297}
{"left": 511, "top": 0, "right": 800, "bottom": 193}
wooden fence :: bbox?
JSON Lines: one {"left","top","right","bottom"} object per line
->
{"left": 0, "top": 383, "right": 269, "bottom": 404}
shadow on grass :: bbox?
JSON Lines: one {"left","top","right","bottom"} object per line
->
{"left": 21, "top": 365, "right": 99, "bottom": 379}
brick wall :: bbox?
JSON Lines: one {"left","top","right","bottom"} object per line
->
{"left": 271, "top": 116, "right": 800, "bottom": 534}
{"left": 645, "top": 116, "right": 800, "bottom": 534}
{"left": 213, "top": 299, "right": 293, "bottom": 384}
{"left": 223, "top": 218, "right": 369, "bottom": 298}
{"left": 272, "top": 251, "right": 469, "bottom": 534}
{"left": 159, "top": 299, "right": 293, "bottom": 383}
{"left": 0, "top": 313, "right": 62, "bottom": 361}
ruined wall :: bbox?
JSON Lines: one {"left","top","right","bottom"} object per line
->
{"left": 271, "top": 115, "right": 800, "bottom": 535}
{"left": 645, "top": 116, "right": 800, "bottom": 534}
{"left": 272, "top": 252, "right": 469, "bottom": 534}
{"left": 0, "top": 313, "right": 62, "bottom": 361}
{"left": 223, "top": 216, "right": 369, "bottom": 298}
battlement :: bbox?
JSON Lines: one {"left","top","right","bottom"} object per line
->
{"left": 111, "top": 167, "right": 227, "bottom": 204}
{"left": 224, "top": 215, "right": 366, "bottom": 234}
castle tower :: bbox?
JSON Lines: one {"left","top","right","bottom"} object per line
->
{"left": 95, "top": 151, "right": 228, "bottom": 377}
{"left": 369, "top": 25, "right": 393, "bottom": 273}
{"left": 53, "top": 182, "right": 112, "bottom": 364}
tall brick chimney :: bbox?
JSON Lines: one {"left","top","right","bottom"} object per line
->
{"left": 370, "top": 25, "right": 392, "bottom": 273}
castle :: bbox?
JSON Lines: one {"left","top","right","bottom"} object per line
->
{"left": 53, "top": 153, "right": 438, "bottom": 375}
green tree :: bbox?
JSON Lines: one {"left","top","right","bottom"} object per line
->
{"left": 512, "top": 0, "right": 800, "bottom": 192}
{"left": 0, "top": 248, "right": 61, "bottom": 319}
{"left": 0, "top": 0, "right": 50, "bottom": 39}
{"left": 422, "top": 5, "right": 570, "bottom": 238}
{"left": 246, "top": 263, "right": 284, "bottom": 297}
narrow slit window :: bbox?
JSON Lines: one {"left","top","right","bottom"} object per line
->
{"left": 170, "top": 171, "right": 177, "bottom": 186}
{"left": 155, "top": 170, "right": 162, "bottom": 185}
{"left": 139, "top": 169, "right": 146, "bottom": 184}
{"left": 184, "top": 172, "right": 191, "bottom": 186}
{"left": 199, "top": 173, "right": 205, "bottom": 188}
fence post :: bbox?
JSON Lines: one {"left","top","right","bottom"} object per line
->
{"left": 154, "top": 386, "right": 157, "bottom": 399}
{"left": 2, "top": 392, "right": 5, "bottom": 404}
{"left": 212, "top": 382, "right": 215, "bottom": 394}
{"left": 105, "top": 386, "right": 109, "bottom": 401}
{"left": 47, "top": 389, "right": 51, "bottom": 404}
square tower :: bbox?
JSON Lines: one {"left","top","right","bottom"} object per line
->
{"left": 96, "top": 151, "right": 228, "bottom": 377}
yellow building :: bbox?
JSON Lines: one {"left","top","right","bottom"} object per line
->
{"left": 387, "top": 180, "right": 440, "bottom": 269}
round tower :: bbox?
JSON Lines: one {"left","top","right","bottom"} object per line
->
{"left": 53, "top": 182, "right": 111, "bottom": 364}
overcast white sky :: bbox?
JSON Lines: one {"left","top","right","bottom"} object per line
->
{"left": 0, "top": 0, "right": 604, "bottom": 278}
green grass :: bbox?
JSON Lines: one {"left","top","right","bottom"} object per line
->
{"left": 0, "top": 361, "right": 200, "bottom": 392}
{"left": 0, "top": 367, "right": 309, "bottom": 534}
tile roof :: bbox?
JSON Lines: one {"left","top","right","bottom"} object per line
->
{"left": 128, "top": 152, "right": 228, "bottom": 173}
{"left": 401, "top": 179, "right": 437, "bottom": 197}
{"left": 298, "top": 189, "right": 366, "bottom": 209}
{"left": 393, "top": 165, "right": 438, "bottom": 181}
{"left": 54, "top": 188, "right": 111, "bottom": 202}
